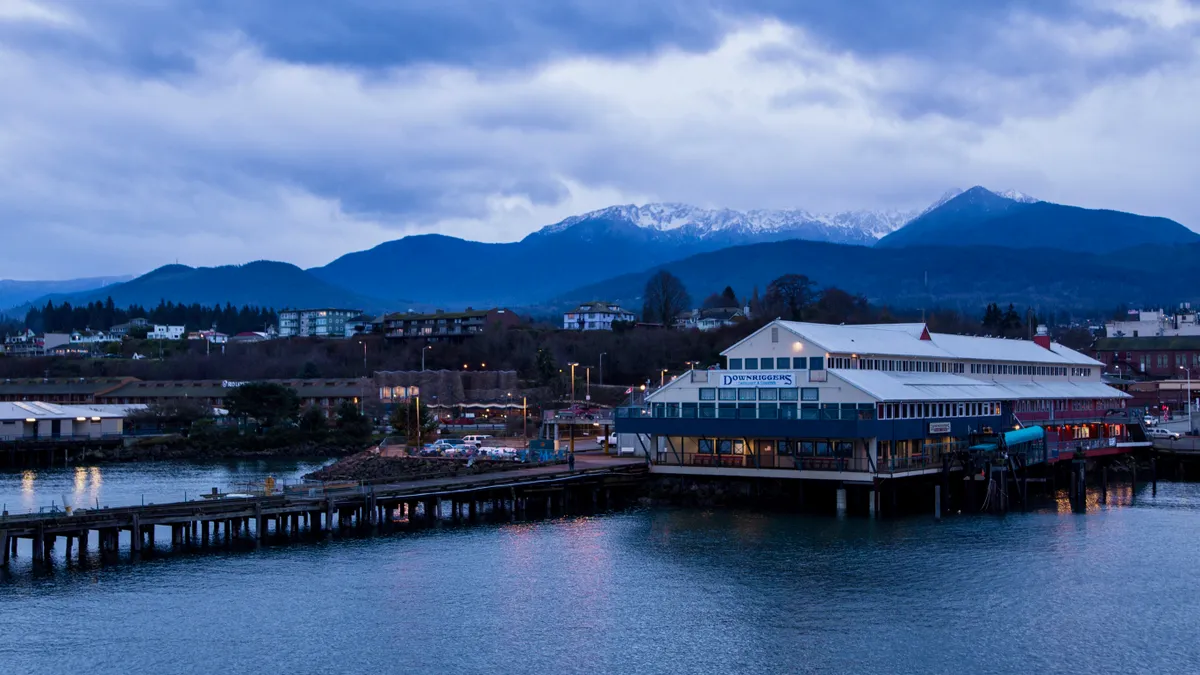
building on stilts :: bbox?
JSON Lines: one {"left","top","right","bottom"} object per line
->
{"left": 615, "top": 320, "right": 1144, "bottom": 515}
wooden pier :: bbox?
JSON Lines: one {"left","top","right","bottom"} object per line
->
{"left": 0, "top": 457, "right": 647, "bottom": 569}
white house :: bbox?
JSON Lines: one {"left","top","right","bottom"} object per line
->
{"left": 148, "top": 325, "right": 186, "bottom": 340}
{"left": 563, "top": 302, "right": 637, "bottom": 331}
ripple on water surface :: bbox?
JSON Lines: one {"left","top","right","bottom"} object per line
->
{"left": 1, "top": 471, "right": 1199, "bottom": 675}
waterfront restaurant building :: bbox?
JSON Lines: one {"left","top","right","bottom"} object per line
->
{"left": 616, "top": 321, "right": 1131, "bottom": 480}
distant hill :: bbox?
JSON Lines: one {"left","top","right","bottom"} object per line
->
{"left": 26, "top": 262, "right": 386, "bottom": 312}
{"left": 876, "top": 186, "right": 1199, "bottom": 252}
{"left": 0, "top": 276, "right": 132, "bottom": 313}
{"left": 308, "top": 223, "right": 732, "bottom": 307}
{"left": 555, "top": 239, "right": 1200, "bottom": 312}
{"left": 310, "top": 202, "right": 927, "bottom": 307}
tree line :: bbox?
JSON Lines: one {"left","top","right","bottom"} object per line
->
{"left": 24, "top": 298, "right": 277, "bottom": 335}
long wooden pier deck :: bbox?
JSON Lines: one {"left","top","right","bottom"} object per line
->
{"left": 0, "top": 456, "right": 648, "bottom": 568}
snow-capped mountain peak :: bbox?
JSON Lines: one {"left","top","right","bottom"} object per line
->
{"left": 993, "top": 189, "right": 1038, "bottom": 203}
{"left": 537, "top": 203, "right": 918, "bottom": 245}
{"left": 533, "top": 187, "right": 1038, "bottom": 247}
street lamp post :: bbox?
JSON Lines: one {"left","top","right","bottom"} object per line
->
{"left": 660, "top": 369, "right": 668, "bottom": 387}
{"left": 568, "top": 362, "right": 579, "bottom": 402}
{"left": 523, "top": 396, "right": 528, "bottom": 439}
{"left": 599, "top": 352, "right": 606, "bottom": 386}
{"left": 1182, "top": 366, "right": 1193, "bottom": 430}
{"left": 585, "top": 366, "right": 592, "bottom": 401}
{"left": 421, "top": 344, "right": 431, "bottom": 371}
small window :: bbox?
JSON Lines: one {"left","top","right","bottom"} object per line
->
{"left": 771, "top": 327, "right": 779, "bottom": 343}
{"left": 699, "top": 388, "right": 716, "bottom": 401}
{"left": 758, "top": 388, "right": 778, "bottom": 401}
{"left": 744, "top": 358, "right": 759, "bottom": 370}
{"left": 718, "top": 389, "right": 738, "bottom": 401}
{"left": 738, "top": 388, "right": 757, "bottom": 401}
{"left": 682, "top": 402, "right": 697, "bottom": 419}
{"left": 809, "top": 356, "right": 825, "bottom": 371}
{"left": 779, "top": 388, "right": 799, "bottom": 401}
{"left": 801, "top": 387, "right": 819, "bottom": 402}
{"left": 718, "top": 440, "right": 732, "bottom": 455}
{"left": 728, "top": 358, "right": 743, "bottom": 370}
{"left": 794, "top": 357, "right": 807, "bottom": 370}
{"left": 775, "top": 357, "right": 790, "bottom": 369}
{"left": 758, "top": 403, "right": 779, "bottom": 419}
{"left": 699, "top": 438, "right": 714, "bottom": 454}
{"left": 738, "top": 404, "right": 756, "bottom": 419}
{"left": 699, "top": 403, "right": 716, "bottom": 419}
{"left": 760, "top": 357, "right": 774, "bottom": 370}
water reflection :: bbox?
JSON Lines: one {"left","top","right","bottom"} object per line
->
{"left": 0, "top": 459, "right": 331, "bottom": 514}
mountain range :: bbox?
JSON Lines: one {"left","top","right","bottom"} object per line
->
{"left": 5, "top": 186, "right": 1198, "bottom": 318}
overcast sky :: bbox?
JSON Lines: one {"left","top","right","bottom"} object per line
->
{"left": 2, "top": 0, "right": 1198, "bottom": 279}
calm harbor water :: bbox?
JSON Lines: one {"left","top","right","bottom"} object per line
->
{"left": 2, "top": 466, "right": 1200, "bottom": 674}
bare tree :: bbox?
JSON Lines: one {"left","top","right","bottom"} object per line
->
{"left": 763, "top": 274, "right": 816, "bottom": 320}
{"left": 642, "top": 271, "right": 690, "bottom": 325}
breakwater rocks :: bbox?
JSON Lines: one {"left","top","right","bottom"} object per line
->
{"left": 306, "top": 451, "right": 534, "bottom": 483}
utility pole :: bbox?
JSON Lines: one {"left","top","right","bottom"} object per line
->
{"left": 599, "top": 352, "right": 606, "bottom": 386}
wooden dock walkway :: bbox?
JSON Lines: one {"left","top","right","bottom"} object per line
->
{"left": 0, "top": 456, "right": 648, "bottom": 568}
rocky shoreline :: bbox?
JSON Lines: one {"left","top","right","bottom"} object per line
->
{"left": 304, "top": 450, "right": 541, "bottom": 483}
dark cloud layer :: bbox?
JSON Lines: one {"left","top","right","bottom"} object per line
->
{"left": 0, "top": 0, "right": 1198, "bottom": 278}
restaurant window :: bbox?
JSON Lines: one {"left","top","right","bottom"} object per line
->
{"left": 759, "top": 403, "right": 779, "bottom": 419}
{"left": 781, "top": 403, "right": 798, "bottom": 419}
{"left": 776, "top": 357, "right": 790, "bottom": 369}
{"left": 745, "top": 358, "right": 759, "bottom": 370}
{"left": 779, "top": 388, "right": 799, "bottom": 401}
{"left": 699, "top": 439, "right": 714, "bottom": 454}
{"left": 800, "top": 403, "right": 819, "bottom": 420}
{"left": 718, "top": 403, "right": 737, "bottom": 419}
{"left": 760, "top": 357, "right": 774, "bottom": 369}
{"left": 738, "top": 388, "right": 757, "bottom": 401}
{"left": 758, "top": 388, "right": 779, "bottom": 401}
{"left": 794, "top": 358, "right": 807, "bottom": 370}
{"left": 836, "top": 441, "right": 853, "bottom": 457}
{"left": 699, "top": 403, "right": 716, "bottom": 419}
{"left": 815, "top": 441, "right": 832, "bottom": 457}
{"left": 801, "top": 388, "right": 819, "bottom": 402}
{"left": 652, "top": 403, "right": 665, "bottom": 417}
{"left": 682, "top": 402, "right": 697, "bottom": 419}
{"left": 666, "top": 403, "right": 680, "bottom": 418}
{"left": 778, "top": 440, "right": 794, "bottom": 456}
{"left": 699, "top": 388, "right": 716, "bottom": 401}
{"left": 718, "top": 389, "right": 738, "bottom": 401}
{"left": 718, "top": 440, "right": 732, "bottom": 455}
{"left": 728, "top": 358, "right": 743, "bottom": 370}
{"left": 809, "top": 356, "right": 825, "bottom": 371}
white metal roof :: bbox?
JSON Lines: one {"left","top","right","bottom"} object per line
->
{"left": 0, "top": 401, "right": 129, "bottom": 422}
{"left": 730, "top": 320, "right": 1101, "bottom": 366}
{"left": 831, "top": 370, "right": 1129, "bottom": 403}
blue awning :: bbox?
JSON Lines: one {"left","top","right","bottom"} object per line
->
{"left": 1004, "top": 425, "right": 1044, "bottom": 447}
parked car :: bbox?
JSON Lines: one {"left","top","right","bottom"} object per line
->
{"left": 1143, "top": 415, "right": 1159, "bottom": 427}
{"left": 1147, "top": 427, "right": 1180, "bottom": 440}
{"left": 461, "top": 434, "right": 492, "bottom": 447}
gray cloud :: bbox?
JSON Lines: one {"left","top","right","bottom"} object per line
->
{"left": 0, "top": 0, "right": 1199, "bottom": 280}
